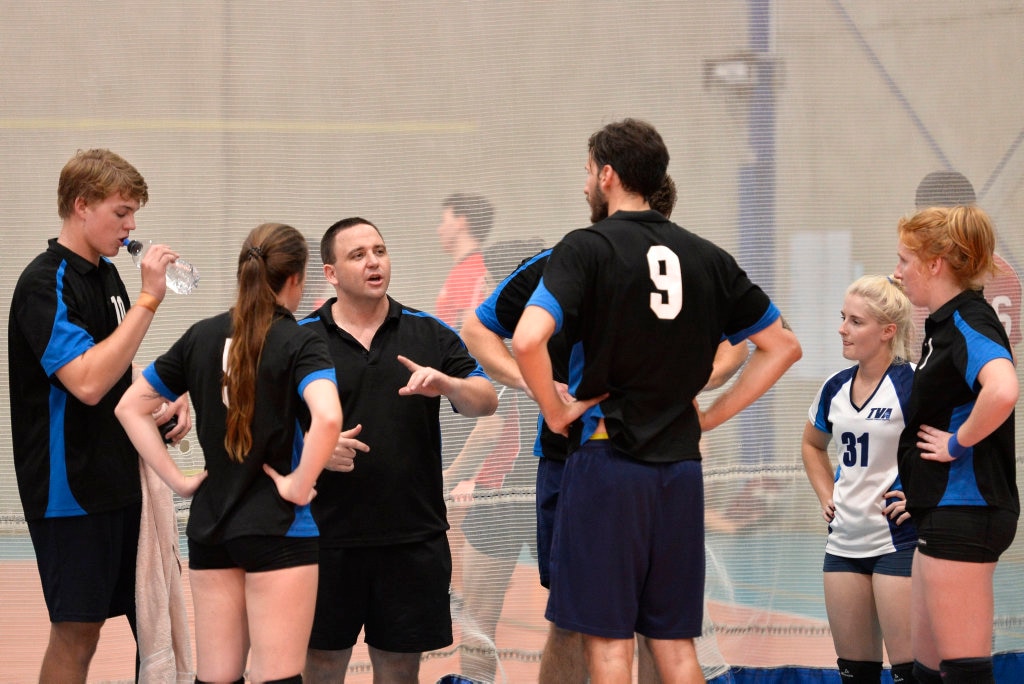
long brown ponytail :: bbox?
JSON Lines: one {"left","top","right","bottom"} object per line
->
{"left": 223, "top": 222, "right": 309, "bottom": 461}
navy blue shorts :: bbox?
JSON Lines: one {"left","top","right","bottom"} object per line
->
{"left": 535, "top": 457, "right": 566, "bottom": 589}
{"left": 310, "top": 533, "right": 453, "bottom": 653}
{"left": 915, "top": 506, "right": 1017, "bottom": 563}
{"left": 27, "top": 502, "right": 141, "bottom": 623}
{"left": 187, "top": 535, "right": 318, "bottom": 572}
{"left": 823, "top": 548, "right": 914, "bottom": 577}
{"left": 545, "top": 442, "right": 704, "bottom": 640}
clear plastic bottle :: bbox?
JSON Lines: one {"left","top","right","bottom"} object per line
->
{"left": 122, "top": 238, "right": 201, "bottom": 295}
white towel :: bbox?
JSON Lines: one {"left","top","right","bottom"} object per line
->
{"left": 136, "top": 459, "right": 194, "bottom": 683}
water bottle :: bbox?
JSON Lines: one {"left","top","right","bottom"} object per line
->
{"left": 122, "top": 238, "right": 201, "bottom": 295}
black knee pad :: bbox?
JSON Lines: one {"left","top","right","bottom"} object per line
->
{"left": 264, "top": 676, "right": 302, "bottom": 684}
{"left": 940, "top": 656, "right": 994, "bottom": 684}
{"left": 837, "top": 658, "right": 882, "bottom": 683}
{"left": 889, "top": 661, "right": 915, "bottom": 684}
{"left": 912, "top": 661, "right": 942, "bottom": 684}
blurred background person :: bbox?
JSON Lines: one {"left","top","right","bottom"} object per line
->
{"left": 443, "top": 238, "right": 545, "bottom": 683}
{"left": 435, "top": 192, "right": 494, "bottom": 331}
{"left": 434, "top": 192, "right": 497, "bottom": 597}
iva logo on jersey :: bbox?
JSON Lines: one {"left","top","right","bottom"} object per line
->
{"left": 867, "top": 407, "right": 892, "bottom": 421}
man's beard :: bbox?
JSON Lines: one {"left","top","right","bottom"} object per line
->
{"left": 588, "top": 185, "right": 609, "bottom": 223}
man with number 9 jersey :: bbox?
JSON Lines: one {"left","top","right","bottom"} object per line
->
{"left": 513, "top": 118, "right": 802, "bottom": 681}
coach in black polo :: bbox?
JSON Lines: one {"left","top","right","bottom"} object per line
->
{"left": 301, "top": 217, "right": 496, "bottom": 684}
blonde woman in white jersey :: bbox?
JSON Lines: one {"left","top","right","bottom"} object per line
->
{"left": 802, "top": 275, "right": 918, "bottom": 684}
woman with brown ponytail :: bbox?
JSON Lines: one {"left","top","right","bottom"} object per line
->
{"left": 117, "top": 222, "right": 342, "bottom": 683}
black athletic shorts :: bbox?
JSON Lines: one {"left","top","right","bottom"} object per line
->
{"left": 27, "top": 502, "right": 141, "bottom": 623}
{"left": 915, "top": 506, "right": 1017, "bottom": 563}
{"left": 187, "top": 535, "right": 318, "bottom": 572}
{"left": 310, "top": 533, "right": 453, "bottom": 653}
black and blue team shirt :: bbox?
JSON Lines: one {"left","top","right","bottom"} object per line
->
{"left": 898, "top": 289, "right": 1019, "bottom": 516}
{"left": 8, "top": 239, "right": 141, "bottom": 520}
{"left": 527, "top": 210, "right": 779, "bottom": 463}
{"left": 144, "top": 308, "right": 337, "bottom": 544}
{"left": 475, "top": 248, "right": 574, "bottom": 461}
{"left": 301, "top": 296, "right": 488, "bottom": 547}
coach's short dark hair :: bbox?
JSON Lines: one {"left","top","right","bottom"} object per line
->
{"left": 320, "top": 216, "right": 380, "bottom": 264}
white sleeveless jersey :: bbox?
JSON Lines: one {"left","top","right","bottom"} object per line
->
{"left": 807, "top": 362, "right": 917, "bottom": 558}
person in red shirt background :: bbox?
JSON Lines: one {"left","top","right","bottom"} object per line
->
{"left": 435, "top": 193, "right": 494, "bottom": 330}
{"left": 434, "top": 193, "right": 495, "bottom": 609}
